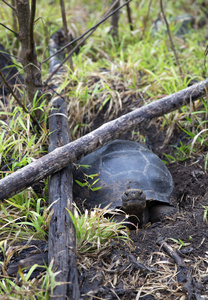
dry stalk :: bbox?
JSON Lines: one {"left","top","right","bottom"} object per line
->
{"left": 160, "top": 0, "right": 183, "bottom": 76}
{"left": 126, "top": 2, "right": 133, "bottom": 31}
{"left": 142, "top": 0, "right": 153, "bottom": 38}
{"left": 60, "top": 0, "right": 74, "bottom": 70}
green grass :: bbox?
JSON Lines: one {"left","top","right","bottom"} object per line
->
{"left": 0, "top": 102, "right": 48, "bottom": 176}
{"left": 169, "top": 238, "right": 191, "bottom": 250}
{"left": 67, "top": 205, "right": 131, "bottom": 254}
{"left": 0, "top": 261, "right": 57, "bottom": 300}
{"left": 0, "top": 192, "right": 49, "bottom": 242}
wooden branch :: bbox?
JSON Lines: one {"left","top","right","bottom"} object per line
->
{"left": 3, "top": 0, "right": 16, "bottom": 10}
{"left": 48, "top": 97, "right": 80, "bottom": 300}
{"left": 0, "top": 78, "right": 208, "bottom": 200}
{"left": 0, "top": 23, "right": 18, "bottom": 37}
{"left": 126, "top": 2, "right": 133, "bottom": 31}
{"left": 16, "top": 0, "right": 43, "bottom": 117}
{"left": 29, "top": 0, "right": 36, "bottom": 53}
{"left": 0, "top": 45, "right": 40, "bottom": 128}
{"left": 48, "top": 31, "right": 80, "bottom": 299}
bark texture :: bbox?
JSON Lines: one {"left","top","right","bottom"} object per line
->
{"left": 48, "top": 97, "right": 80, "bottom": 300}
{"left": 16, "top": 0, "right": 42, "bottom": 116}
{"left": 48, "top": 30, "right": 80, "bottom": 299}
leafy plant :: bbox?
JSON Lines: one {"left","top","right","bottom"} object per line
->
{"left": 74, "top": 164, "right": 101, "bottom": 191}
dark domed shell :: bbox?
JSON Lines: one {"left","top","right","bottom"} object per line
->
{"left": 73, "top": 140, "right": 174, "bottom": 209}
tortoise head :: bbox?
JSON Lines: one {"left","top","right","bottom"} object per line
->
{"left": 121, "top": 188, "right": 146, "bottom": 215}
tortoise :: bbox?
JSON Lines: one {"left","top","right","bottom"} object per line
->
{"left": 73, "top": 139, "right": 175, "bottom": 226}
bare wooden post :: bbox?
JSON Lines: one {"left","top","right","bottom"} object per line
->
{"left": 48, "top": 30, "right": 80, "bottom": 299}
{"left": 48, "top": 98, "right": 80, "bottom": 300}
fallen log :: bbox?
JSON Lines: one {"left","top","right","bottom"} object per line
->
{"left": 48, "top": 30, "right": 80, "bottom": 299}
{"left": 0, "top": 78, "right": 208, "bottom": 200}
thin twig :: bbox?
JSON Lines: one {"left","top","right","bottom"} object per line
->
{"left": 60, "top": 0, "right": 68, "bottom": 38}
{"left": 0, "top": 69, "right": 40, "bottom": 128}
{"left": 142, "top": 0, "right": 153, "bottom": 38}
{"left": 160, "top": 0, "right": 183, "bottom": 76}
{"left": 0, "top": 23, "right": 18, "bottom": 37}
{"left": 60, "top": 0, "right": 74, "bottom": 70}
{"left": 126, "top": 2, "right": 133, "bottom": 31}
{"left": 204, "top": 44, "right": 208, "bottom": 71}
{"left": 2, "top": 0, "right": 16, "bottom": 10}
{"left": 42, "top": 0, "right": 132, "bottom": 65}
{"left": 12, "top": 0, "right": 18, "bottom": 34}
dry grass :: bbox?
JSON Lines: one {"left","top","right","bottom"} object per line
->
{"left": 77, "top": 244, "right": 208, "bottom": 299}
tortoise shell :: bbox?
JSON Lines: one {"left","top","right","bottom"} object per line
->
{"left": 73, "top": 140, "right": 173, "bottom": 210}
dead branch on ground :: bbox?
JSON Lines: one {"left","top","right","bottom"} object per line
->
{"left": 0, "top": 78, "right": 208, "bottom": 200}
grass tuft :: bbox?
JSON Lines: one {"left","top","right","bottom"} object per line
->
{"left": 67, "top": 205, "right": 132, "bottom": 254}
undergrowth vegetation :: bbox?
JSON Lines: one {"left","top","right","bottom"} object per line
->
{"left": 0, "top": 0, "right": 207, "bottom": 298}
{"left": 67, "top": 205, "right": 131, "bottom": 254}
